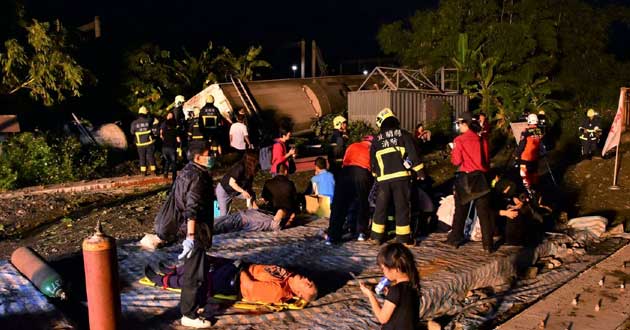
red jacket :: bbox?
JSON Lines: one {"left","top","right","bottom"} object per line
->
{"left": 342, "top": 141, "right": 371, "bottom": 171}
{"left": 451, "top": 130, "right": 489, "bottom": 173}
{"left": 271, "top": 139, "right": 288, "bottom": 174}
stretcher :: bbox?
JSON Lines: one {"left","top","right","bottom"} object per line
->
{"left": 138, "top": 276, "right": 308, "bottom": 312}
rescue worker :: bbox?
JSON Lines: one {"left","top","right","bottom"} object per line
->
{"left": 130, "top": 106, "right": 157, "bottom": 175}
{"left": 370, "top": 108, "right": 423, "bottom": 245}
{"left": 515, "top": 113, "right": 544, "bottom": 197}
{"left": 186, "top": 107, "right": 206, "bottom": 161}
{"left": 579, "top": 109, "right": 602, "bottom": 160}
{"left": 328, "top": 115, "right": 348, "bottom": 175}
{"left": 326, "top": 135, "right": 374, "bottom": 245}
{"left": 160, "top": 112, "right": 181, "bottom": 180}
{"left": 171, "top": 95, "right": 187, "bottom": 128}
{"left": 199, "top": 95, "right": 223, "bottom": 145}
{"left": 444, "top": 112, "right": 495, "bottom": 253}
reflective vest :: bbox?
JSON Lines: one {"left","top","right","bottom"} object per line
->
{"left": 200, "top": 104, "right": 221, "bottom": 129}
{"left": 187, "top": 117, "right": 205, "bottom": 141}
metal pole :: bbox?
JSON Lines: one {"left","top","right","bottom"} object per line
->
{"left": 312, "top": 40, "right": 317, "bottom": 77}
{"left": 609, "top": 143, "right": 621, "bottom": 190}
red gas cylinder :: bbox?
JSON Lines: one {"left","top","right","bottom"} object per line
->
{"left": 82, "top": 221, "right": 121, "bottom": 330}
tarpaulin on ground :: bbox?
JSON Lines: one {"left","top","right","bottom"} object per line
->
{"left": 0, "top": 218, "right": 561, "bottom": 330}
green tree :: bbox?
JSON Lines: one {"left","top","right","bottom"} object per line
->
{"left": 0, "top": 19, "right": 85, "bottom": 106}
{"left": 212, "top": 45, "right": 271, "bottom": 81}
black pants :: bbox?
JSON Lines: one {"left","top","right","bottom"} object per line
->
{"left": 581, "top": 139, "right": 598, "bottom": 158}
{"left": 180, "top": 244, "right": 209, "bottom": 319}
{"left": 371, "top": 179, "right": 412, "bottom": 244}
{"left": 137, "top": 144, "right": 156, "bottom": 172}
{"left": 162, "top": 147, "right": 177, "bottom": 178}
{"left": 327, "top": 166, "right": 373, "bottom": 241}
{"left": 447, "top": 192, "right": 495, "bottom": 250}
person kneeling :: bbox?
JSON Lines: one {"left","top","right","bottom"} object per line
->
{"left": 145, "top": 256, "right": 318, "bottom": 328}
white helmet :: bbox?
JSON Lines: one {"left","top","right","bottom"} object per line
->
{"left": 527, "top": 113, "right": 539, "bottom": 125}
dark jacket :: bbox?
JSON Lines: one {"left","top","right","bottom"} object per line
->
{"left": 155, "top": 162, "right": 213, "bottom": 242}
{"left": 261, "top": 175, "right": 297, "bottom": 213}
{"left": 370, "top": 128, "right": 423, "bottom": 182}
{"left": 579, "top": 117, "right": 602, "bottom": 141}
{"left": 329, "top": 129, "right": 348, "bottom": 163}
{"left": 187, "top": 117, "right": 205, "bottom": 142}
{"left": 200, "top": 104, "right": 221, "bottom": 130}
{"left": 130, "top": 116, "right": 155, "bottom": 146}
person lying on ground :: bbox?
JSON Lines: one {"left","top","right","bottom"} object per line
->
{"left": 145, "top": 256, "right": 318, "bottom": 328}
{"left": 140, "top": 142, "right": 214, "bottom": 251}
{"left": 359, "top": 243, "right": 420, "bottom": 330}
{"left": 215, "top": 150, "right": 259, "bottom": 216}
{"left": 213, "top": 208, "right": 295, "bottom": 234}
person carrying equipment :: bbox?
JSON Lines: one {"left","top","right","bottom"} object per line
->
{"left": 370, "top": 108, "right": 424, "bottom": 245}
{"left": 515, "top": 113, "right": 544, "bottom": 197}
{"left": 328, "top": 115, "right": 349, "bottom": 175}
{"left": 579, "top": 109, "right": 602, "bottom": 160}
{"left": 130, "top": 106, "right": 157, "bottom": 175}
{"left": 144, "top": 256, "right": 318, "bottom": 328}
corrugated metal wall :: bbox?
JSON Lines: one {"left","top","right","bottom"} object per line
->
{"left": 348, "top": 90, "right": 468, "bottom": 131}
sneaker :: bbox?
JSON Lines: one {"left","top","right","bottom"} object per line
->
{"left": 181, "top": 316, "right": 212, "bottom": 328}
{"left": 357, "top": 233, "right": 367, "bottom": 242}
{"left": 139, "top": 233, "right": 164, "bottom": 251}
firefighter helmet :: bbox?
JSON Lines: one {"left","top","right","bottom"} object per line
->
{"left": 587, "top": 108, "right": 596, "bottom": 118}
{"left": 138, "top": 106, "right": 148, "bottom": 115}
{"left": 175, "top": 95, "right": 185, "bottom": 105}
{"left": 333, "top": 116, "right": 347, "bottom": 129}
{"left": 376, "top": 108, "right": 395, "bottom": 128}
{"left": 538, "top": 110, "right": 545, "bottom": 116}
{"left": 206, "top": 95, "right": 215, "bottom": 104}
{"left": 527, "top": 113, "right": 539, "bottom": 125}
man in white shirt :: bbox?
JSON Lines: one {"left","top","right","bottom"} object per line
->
{"left": 229, "top": 113, "right": 250, "bottom": 157}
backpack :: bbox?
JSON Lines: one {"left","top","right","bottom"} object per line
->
{"left": 259, "top": 145, "right": 273, "bottom": 172}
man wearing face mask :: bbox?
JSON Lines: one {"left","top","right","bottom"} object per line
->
{"left": 140, "top": 142, "right": 215, "bottom": 327}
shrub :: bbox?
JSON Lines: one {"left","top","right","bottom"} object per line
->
{"left": 0, "top": 132, "right": 108, "bottom": 190}
{"left": 311, "top": 113, "right": 376, "bottom": 144}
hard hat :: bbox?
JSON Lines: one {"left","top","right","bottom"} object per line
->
{"left": 193, "top": 107, "right": 200, "bottom": 117}
{"left": 538, "top": 110, "right": 545, "bottom": 116}
{"left": 527, "top": 113, "right": 539, "bottom": 125}
{"left": 376, "top": 108, "right": 395, "bottom": 128}
{"left": 138, "top": 106, "right": 148, "bottom": 115}
{"left": 206, "top": 95, "right": 215, "bottom": 104}
{"left": 175, "top": 95, "right": 185, "bottom": 104}
{"left": 333, "top": 116, "right": 347, "bottom": 129}
{"left": 587, "top": 108, "right": 596, "bottom": 118}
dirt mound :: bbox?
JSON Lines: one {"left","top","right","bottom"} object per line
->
{"left": 563, "top": 143, "right": 630, "bottom": 225}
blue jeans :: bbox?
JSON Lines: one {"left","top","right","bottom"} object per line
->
{"left": 215, "top": 183, "right": 248, "bottom": 216}
{"left": 214, "top": 209, "right": 279, "bottom": 234}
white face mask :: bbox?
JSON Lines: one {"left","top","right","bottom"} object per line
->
{"left": 454, "top": 122, "right": 461, "bottom": 132}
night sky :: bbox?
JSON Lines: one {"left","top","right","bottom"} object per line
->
{"left": 24, "top": 0, "right": 435, "bottom": 77}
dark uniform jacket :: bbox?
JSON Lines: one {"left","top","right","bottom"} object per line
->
{"left": 154, "top": 162, "right": 213, "bottom": 242}
{"left": 579, "top": 117, "right": 602, "bottom": 141}
{"left": 200, "top": 104, "right": 221, "bottom": 130}
{"left": 187, "top": 117, "right": 206, "bottom": 142}
{"left": 370, "top": 128, "right": 423, "bottom": 182}
{"left": 329, "top": 129, "right": 348, "bottom": 163}
{"left": 130, "top": 116, "right": 155, "bottom": 147}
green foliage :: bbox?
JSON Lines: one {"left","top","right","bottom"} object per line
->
{"left": 347, "top": 120, "right": 377, "bottom": 144}
{"left": 122, "top": 43, "right": 270, "bottom": 116}
{"left": 0, "top": 132, "right": 108, "bottom": 190}
{"left": 377, "top": 0, "right": 630, "bottom": 134}
{"left": 213, "top": 46, "right": 271, "bottom": 82}
{"left": 311, "top": 114, "right": 376, "bottom": 144}
{"left": 0, "top": 19, "right": 84, "bottom": 105}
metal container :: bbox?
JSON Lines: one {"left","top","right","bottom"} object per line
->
{"left": 11, "top": 247, "right": 68, "bottom": 299}
{"left": 83, "top": 221, "right": 121, "bottom": 330}
{"left": 348, "top": 90, "right": 468, "bottom": 131}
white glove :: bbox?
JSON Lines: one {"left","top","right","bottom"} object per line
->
{"left": 177, "top": 238, "right": 195, "bottom": 260}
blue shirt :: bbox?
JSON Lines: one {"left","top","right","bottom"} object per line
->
{"left": 311, "top": 170, "right": 335, "bottom": 200}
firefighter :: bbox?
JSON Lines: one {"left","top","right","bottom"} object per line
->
{"left": 186, "top": 106, "right": 206, "bottom": 161}
{"left": 171, "top": 95, "right": 186, "bottom": 128}
{"left": 579, "top": 109, "right": 602, "bottom": 160}
{"left": 130, "top": 106, "right": 157, "bottom": 175}
{"left": 370, "top": 108, "right": 423, "bottom": 245}
{"left": 199, "top": 95, "right": 223, "bottom": 146}
{"left": 328, "top": 115, "right": 348, "bottom": 175}
{"left": 515, "top": 114, "right": 544, "bottom": 197}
